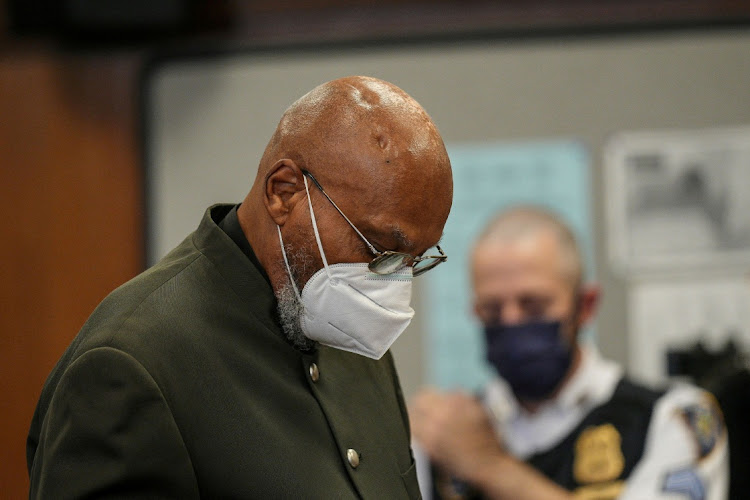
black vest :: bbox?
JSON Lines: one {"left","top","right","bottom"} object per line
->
{"left": 431, "top": 378, "right": 664, "bottom": 499}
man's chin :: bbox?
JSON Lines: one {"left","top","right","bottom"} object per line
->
{"left": 276, "top": 283, "right": 316, "bottom": 351}
{"left": 282, "top": 321, "right": 316, "bottom": 352}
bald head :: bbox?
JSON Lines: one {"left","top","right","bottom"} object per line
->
{"left": 239, "top": 76, "right": 452, "bottom": 299}
{"left": 474, "top": 206, "right": 583, "bottom": 290}
{"left": 257, "top": 76, "right": 448, "bottom": 185}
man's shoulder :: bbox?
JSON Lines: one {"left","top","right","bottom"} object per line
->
{"left": 615, "top": 376, "right": 718, "bottom": 417}
{"left": 28, "top": 226, "right": 276, "bottom": 434}
{"left": 650, "top": 382, "right": 726, "bottom": 444}
{"left": 56, "top": 205, "right": 275, "bottom": 376}
{"left": 612, "top": 377, "right": 727, "bottom": 463}
{"left": 63, "top": 225, "right": 256, "bottom": 371}
{"left": 80, "top": 236, "right": 207, "bottom": 343}
{"left": 599, "top": 375, "right": 721, "bottom": 426}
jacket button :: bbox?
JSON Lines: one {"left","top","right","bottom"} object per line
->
{"left": 347, "top": 448, "right": 360, "bottom": 468}
{"left": 309, "top": 363, "right": 320, "bottom": 382}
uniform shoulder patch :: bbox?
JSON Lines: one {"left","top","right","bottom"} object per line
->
{"left": 679, "top": 394, "right": 725, "bottom": 459}
{"left": 662, "top": 467, "right": 705, "bottom": 500}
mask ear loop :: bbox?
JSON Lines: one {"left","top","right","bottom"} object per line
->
{"left": 303, "top": 175, "right": 334, "bottom": 282}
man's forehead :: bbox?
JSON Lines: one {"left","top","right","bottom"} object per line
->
{"left": 473, "top": 240, "right": 569, "bottom": 289}
{"left": 476, "top": 234, "right": 566, "bottom": 272}
{"left": 351, "top": 179, "right": 448, "bottom": 250}
{"left": 474, "top": 259, "right": 548, "bottom": 287}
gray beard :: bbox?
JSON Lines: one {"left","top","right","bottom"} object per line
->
{"left": 275, "top": 248, "right": 316, "bottom": 351}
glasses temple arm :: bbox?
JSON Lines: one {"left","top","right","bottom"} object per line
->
{"left": 303, "top": 171, "right": 380, "bottom": 256}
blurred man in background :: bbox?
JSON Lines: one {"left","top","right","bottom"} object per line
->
{"left": 411, "top": 206, "right": 728, "bottom": 500}
{"left": 27, "top": 75, "right": 452, "bottom": 498}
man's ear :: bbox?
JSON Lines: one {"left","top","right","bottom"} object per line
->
{"left": 575, "top": 284, "right": 601, "bottom": 329}
{"left": 264, "top": 160, "right": 306, "bottom": 226}
{"left": 471, "top": 300, "right": 481, "bottom": 321}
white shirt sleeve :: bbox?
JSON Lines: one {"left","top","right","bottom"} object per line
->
{"left": 618, "top": 384, "right": 729, "bottom": 500}
{"left": 413, "top": 441, "right": 434, "bottom": 500}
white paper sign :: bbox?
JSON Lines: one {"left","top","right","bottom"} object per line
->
{"left": 628, "top": 277, "right": 750, "bottom": 385}
{"left": 605, "top": 126, "right": 750, "bottom": 276}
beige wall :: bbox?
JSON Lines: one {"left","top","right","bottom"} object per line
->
{"left": 144, "top": 28, "right": 750, "bottom": 399}
{"left": 4, "top": 27, "right": 750, "bottom": 499}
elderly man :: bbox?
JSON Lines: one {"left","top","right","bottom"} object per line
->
{"left": 27, "top": 76, "right": 453, "bottom": 498}
{"left": 411, "top": 206, "right": 728, "bottom": 500}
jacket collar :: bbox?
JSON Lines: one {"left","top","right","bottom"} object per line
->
{"left": 192, "top": 204, "right": 279, "bottom": 334}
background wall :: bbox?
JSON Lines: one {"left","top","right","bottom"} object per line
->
{"left": 2, "top": 0, "right": 749, "bottom": 496}
{"left": 143, "top": 28, "right": 750, "bottom": 398}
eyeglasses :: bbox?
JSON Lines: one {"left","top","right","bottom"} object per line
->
{"left": 302, "top": 170, "right": 447, "bottom": 276}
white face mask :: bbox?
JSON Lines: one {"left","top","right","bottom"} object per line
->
{"left": 276, "top": 176, "right": 415, "bottom": 360}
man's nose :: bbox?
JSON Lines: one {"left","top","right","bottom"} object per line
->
{"left": 500, "top": 302, "right": 524, "bottom": 325}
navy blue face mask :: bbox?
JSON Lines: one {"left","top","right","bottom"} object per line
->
{"left": 485, "top": 319, "right": 573, "bottom": 402}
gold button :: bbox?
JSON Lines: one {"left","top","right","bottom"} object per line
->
{"left": 346, "top": 448, "right": 360, "bottom": 468}
{"left": 309, "top": 363, "right": 319, "bottom": 382}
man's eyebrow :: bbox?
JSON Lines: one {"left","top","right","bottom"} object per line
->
{"left": 390, "top": 227, "right": 444, "bottom": 253}
{"left": 391, "top": 226, "right": 414, "bottom": 250}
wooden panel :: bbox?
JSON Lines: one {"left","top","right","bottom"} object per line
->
{"left": 0, "top": 50, "right": 143, "bottom": 498}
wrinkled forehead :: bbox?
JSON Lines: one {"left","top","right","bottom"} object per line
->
{"left": 471, "top": 236, "right": 573, "bottom": 296}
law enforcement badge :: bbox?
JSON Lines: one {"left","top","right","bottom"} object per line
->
{"left": 573, "top": 424, "right": 625, "bottom": 484}
{"left": 680, "top": 395, "right": 725, "bottom": 459}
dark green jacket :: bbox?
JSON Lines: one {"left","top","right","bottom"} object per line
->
{"left": 27, "top": 205, "right": 420, "bottom": 499}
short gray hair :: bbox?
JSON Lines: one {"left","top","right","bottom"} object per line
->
{"left": 474, "top": 205, "right": 584, "bottom": 289}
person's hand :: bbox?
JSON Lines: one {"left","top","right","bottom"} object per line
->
{"left": 410, "top": 388, "right": 575, "bottom": 500}
{"left": 409, "top": 388, "right": 506, "bottom": 482}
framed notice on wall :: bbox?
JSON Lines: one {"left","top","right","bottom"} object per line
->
{"left": 604, "top": 126, "right": 750, "bottom": 277}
